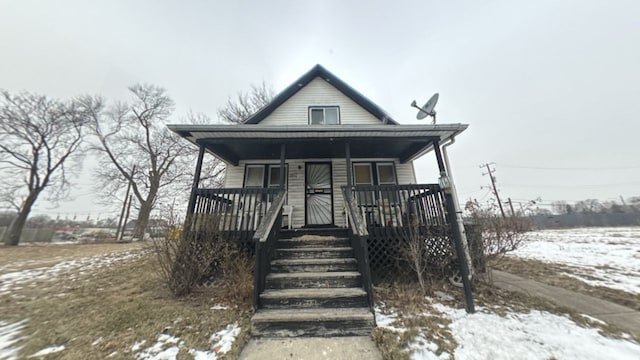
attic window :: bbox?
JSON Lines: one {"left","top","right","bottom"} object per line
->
{"left": 309, "top": 106, "right": 340, "bottom": 125}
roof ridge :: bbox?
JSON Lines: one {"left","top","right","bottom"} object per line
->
{"left": 242, "top": 65, "right": 398, "bottom": 125}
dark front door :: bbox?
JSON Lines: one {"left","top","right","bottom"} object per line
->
{"left": 305, "top": 163, "right": 333, "bottom": 226}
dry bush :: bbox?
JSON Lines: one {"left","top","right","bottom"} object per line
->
{"left": 93, "top": 230, "right": 115, "bottom": 243}
{"left": 398, "top": 226, "right": 453, "bottom": 293}
{"left": 152, "top": 215, "right": 221, "bottom": 296}
{"left": 210, "top": 243, "right": 254, "bottom": 308}
{"left": 152, "top": 214, "right": 254, "bottom": 304}
{"left": 465, "top": 199, "right": 530, "bottom": 264}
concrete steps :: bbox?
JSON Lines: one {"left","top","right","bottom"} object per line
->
{"left": 259, "top": 288, "right": 368, "bottom": 309}
{"left": 270, "top": 258, "right": 358, "bottom": 273}
{"left": 277, "top": 238, "right": 350, "bottom": 248}
{"left": 251, "top": 231, "right": 375, "bottom": 337}
{"left": 275, "top": 247, "right": 354, "bottom": 259}
{"left": 265, "top": 271, "right": 362, "bottom": 289}
{"left": 251, "top": 308, "right": 374, "bottom": 337}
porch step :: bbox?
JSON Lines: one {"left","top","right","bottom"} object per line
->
{"left": 251, "top": 308, "right": 374, "bottom": 337}
{"left": 259, "top": 288, "right": 368, "bottom": 309}
{"left": 270, "top": 258, "right": 358, "bottom": 273}
{"left": 275, "top": 247, "right": 354, "bottom": 259}
{"left": 277, "top": 237, "right": 350, "bottom": 248}
{"left": 279, "top": 228, "right": 349, "bottom": 239}
{"left": 265, "top": 271, "right": 362, "bottom": 289}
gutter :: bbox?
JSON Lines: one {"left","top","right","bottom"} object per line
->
{"left": 441, "top": 137, "right": 475, "bottom": 278}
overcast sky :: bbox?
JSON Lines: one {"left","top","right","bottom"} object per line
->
{"left": 2, "top": 0, "right": 639, "bottom": 218}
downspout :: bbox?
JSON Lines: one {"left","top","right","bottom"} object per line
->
{"left": 441, "top": 137, "right": 475, "bottom": 278}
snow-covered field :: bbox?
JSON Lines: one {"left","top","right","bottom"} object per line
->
{"left": 376, "top": 298, "right": 640, "bottom": 360}
{"left": 510, "top": 227, "right": 640, "bottom": 294}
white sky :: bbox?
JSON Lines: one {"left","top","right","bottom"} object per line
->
{"left": 1, "top": 0, "right": 639, "bottom": 218}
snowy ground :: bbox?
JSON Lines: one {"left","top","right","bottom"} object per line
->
{"left": 128, "top": 323, "right": 241, "bottom": 360}
{"left": 0, "top": 319, "right": 240, "bottom": 360}
{"left": 0, "top": 250, "right": 143, "bottom": 296}
{"left": 509, "top": 227, "right": 640, "bottom": 294}
{"left": 376, "top": 298, "right": 640, "bottom": 360}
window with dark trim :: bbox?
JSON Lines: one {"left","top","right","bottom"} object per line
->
{"left": 309, "top": 106, "right": 340, "bottom": 125}
{"left": 352, "top": 162, "right": 397, "bottom": 203}
{"left": 243, "top": 164, "right": 288, "bottom": 188}
{"left": 243, "top": 164, "right": 289, "bottom": 203}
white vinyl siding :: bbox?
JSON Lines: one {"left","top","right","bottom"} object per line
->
{"left": 223, "top": 164, "right": 244, "bottom": 188}
{"left": 223, "top": 158, "right": 418, "bottom": 229}
{"left": 259, "top": 77, "right": 382, "bottom": 126}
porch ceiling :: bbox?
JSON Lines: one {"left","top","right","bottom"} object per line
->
{"left": 167, "top": 124, "right": 468, "bottom": 165}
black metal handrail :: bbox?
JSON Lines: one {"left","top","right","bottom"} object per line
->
{"left": 341, "top": 187, "right": 375, "bottom": 312}
{"left": 253, "top": 190, "right": 287, "bottom": 309}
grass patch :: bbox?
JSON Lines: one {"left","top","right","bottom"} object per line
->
{"left": 0, "top": 245, "right": 252, "bottom": 359}
{"left": 0, "top": 242, "right": 145, "bottom": 274}
{"left": 373, "top": 281, "right": 459, "bottom": 359}
{"left": 492, "top": 257, "right": 640, "bottom": 311}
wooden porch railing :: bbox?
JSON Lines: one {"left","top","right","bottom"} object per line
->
{"left": 253, "top": 190, "right": 287, "bottom": 309}
{"left": 343, "top": 184, "right": 447, "bottom": 230}
{"left": 189, "top": 187, "right": 281, "bottom": 245}
{"left": 341, "top": 187, "right": 375, "bottom": 312}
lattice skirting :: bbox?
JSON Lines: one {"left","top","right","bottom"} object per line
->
{"left": 365, "top": 225, "right": 483, "bottom": 284}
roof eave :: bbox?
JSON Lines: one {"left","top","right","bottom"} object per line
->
{"left": 242, "top": 64, "right": 399, "bottom": 125}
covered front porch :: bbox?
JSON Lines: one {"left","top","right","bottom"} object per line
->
{"left": 171, "top": 124, "right": 475, "bottom": 313}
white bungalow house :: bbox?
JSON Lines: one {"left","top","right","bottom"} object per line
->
{"left": 168, "top": 65, "right": 474, "bottom": 336}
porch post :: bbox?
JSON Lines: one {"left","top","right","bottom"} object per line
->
{"left": 187, "top": 145, "right": 206, "bottom": 216}
{"left": 345, "top": 142, "right": 353, "bottom": 189}
{"left": 434, "top": 140, "right": 475, "bottom": 313}
{"left": 279, "top": 144, "right": 286, "bottom": 189}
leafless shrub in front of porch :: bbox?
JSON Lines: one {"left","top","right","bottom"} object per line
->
{"left": 399, "top": 226, "right": 452, "bottom": 294}
{"left": 208, "top": 242, "right": 254, "bottom": 308}
{"left": 152, "top": 214, "right": 224, "bottom": 297}
{"left": 465, "top": 199, "right": 530, "bottom": 265}
{"left": 152, "top": 213, "right": 254, "bottom": 304}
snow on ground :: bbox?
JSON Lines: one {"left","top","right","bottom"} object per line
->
{"left": 0, "top": 250, "right": 143, "bottom": 296}
{"left": 134, "top": 323, "right": 241, "bottom": 360}
{"left": 27, "top": 345, "right": 65, "bottom": 358}
{"left": 510, "top": 227, "right": 640, "bottom": 293}
{"left": 434, "top": 304, "right": 640, "bottom": 360}
{"left": 0, "top": 320, "right": 26, "bottom": 360}
{"left": 376, "top": 302, "right": 640, "bottom": 360}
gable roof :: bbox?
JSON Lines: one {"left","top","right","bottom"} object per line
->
{"left": 243, "top": 64, "right": 399, "bottom": 125}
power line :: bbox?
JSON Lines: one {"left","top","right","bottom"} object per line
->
{"left": 497, "top": 163, "right": 640, "bottom": 171}
{"left": 501, "top": 181, "right": 640, "bottom": 189}
{"left": 480, "top": 162, "right": 506, "bottom": 218}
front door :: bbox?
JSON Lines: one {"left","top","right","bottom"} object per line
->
{"left": 305, "top": 163, "right": 333, "bottom": 226}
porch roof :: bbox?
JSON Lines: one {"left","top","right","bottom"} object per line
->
{"left": 167, "top": 124, "right": 468, "bottom": 166}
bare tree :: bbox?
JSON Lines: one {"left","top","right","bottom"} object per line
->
{"left": 83, "top": 84, "right": 195, "bottom": 239}
{"left": 0, "top": 91, "right": 89, "bottom": 245}
{"left": 217, "top": 82, "right": 274, "bottom": 124}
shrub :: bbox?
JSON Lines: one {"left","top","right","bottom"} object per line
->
{"left": 465, "top": 199, "right": 530, "bottom": 263}
{"left": 151, "top": 215, "right": 254, "bottom": 303}
{"left": 399, "top": 226, "right": 453, "bottom": 293}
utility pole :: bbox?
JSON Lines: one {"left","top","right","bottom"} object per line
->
{"left": 115, "top": 165, "right": 136, "bottom": 241}
{"left": 120, "top": 194, "right": 134, "bottom": 241}
{"left": 481, "top": 162, "right": 506, "bottom": 218}
{"left": 507, "top": 198, "right": 516, "bottom": 217}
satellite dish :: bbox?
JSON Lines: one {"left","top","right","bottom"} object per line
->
{"left": 411, "top": 93, "right": 439, "bottom": 123}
